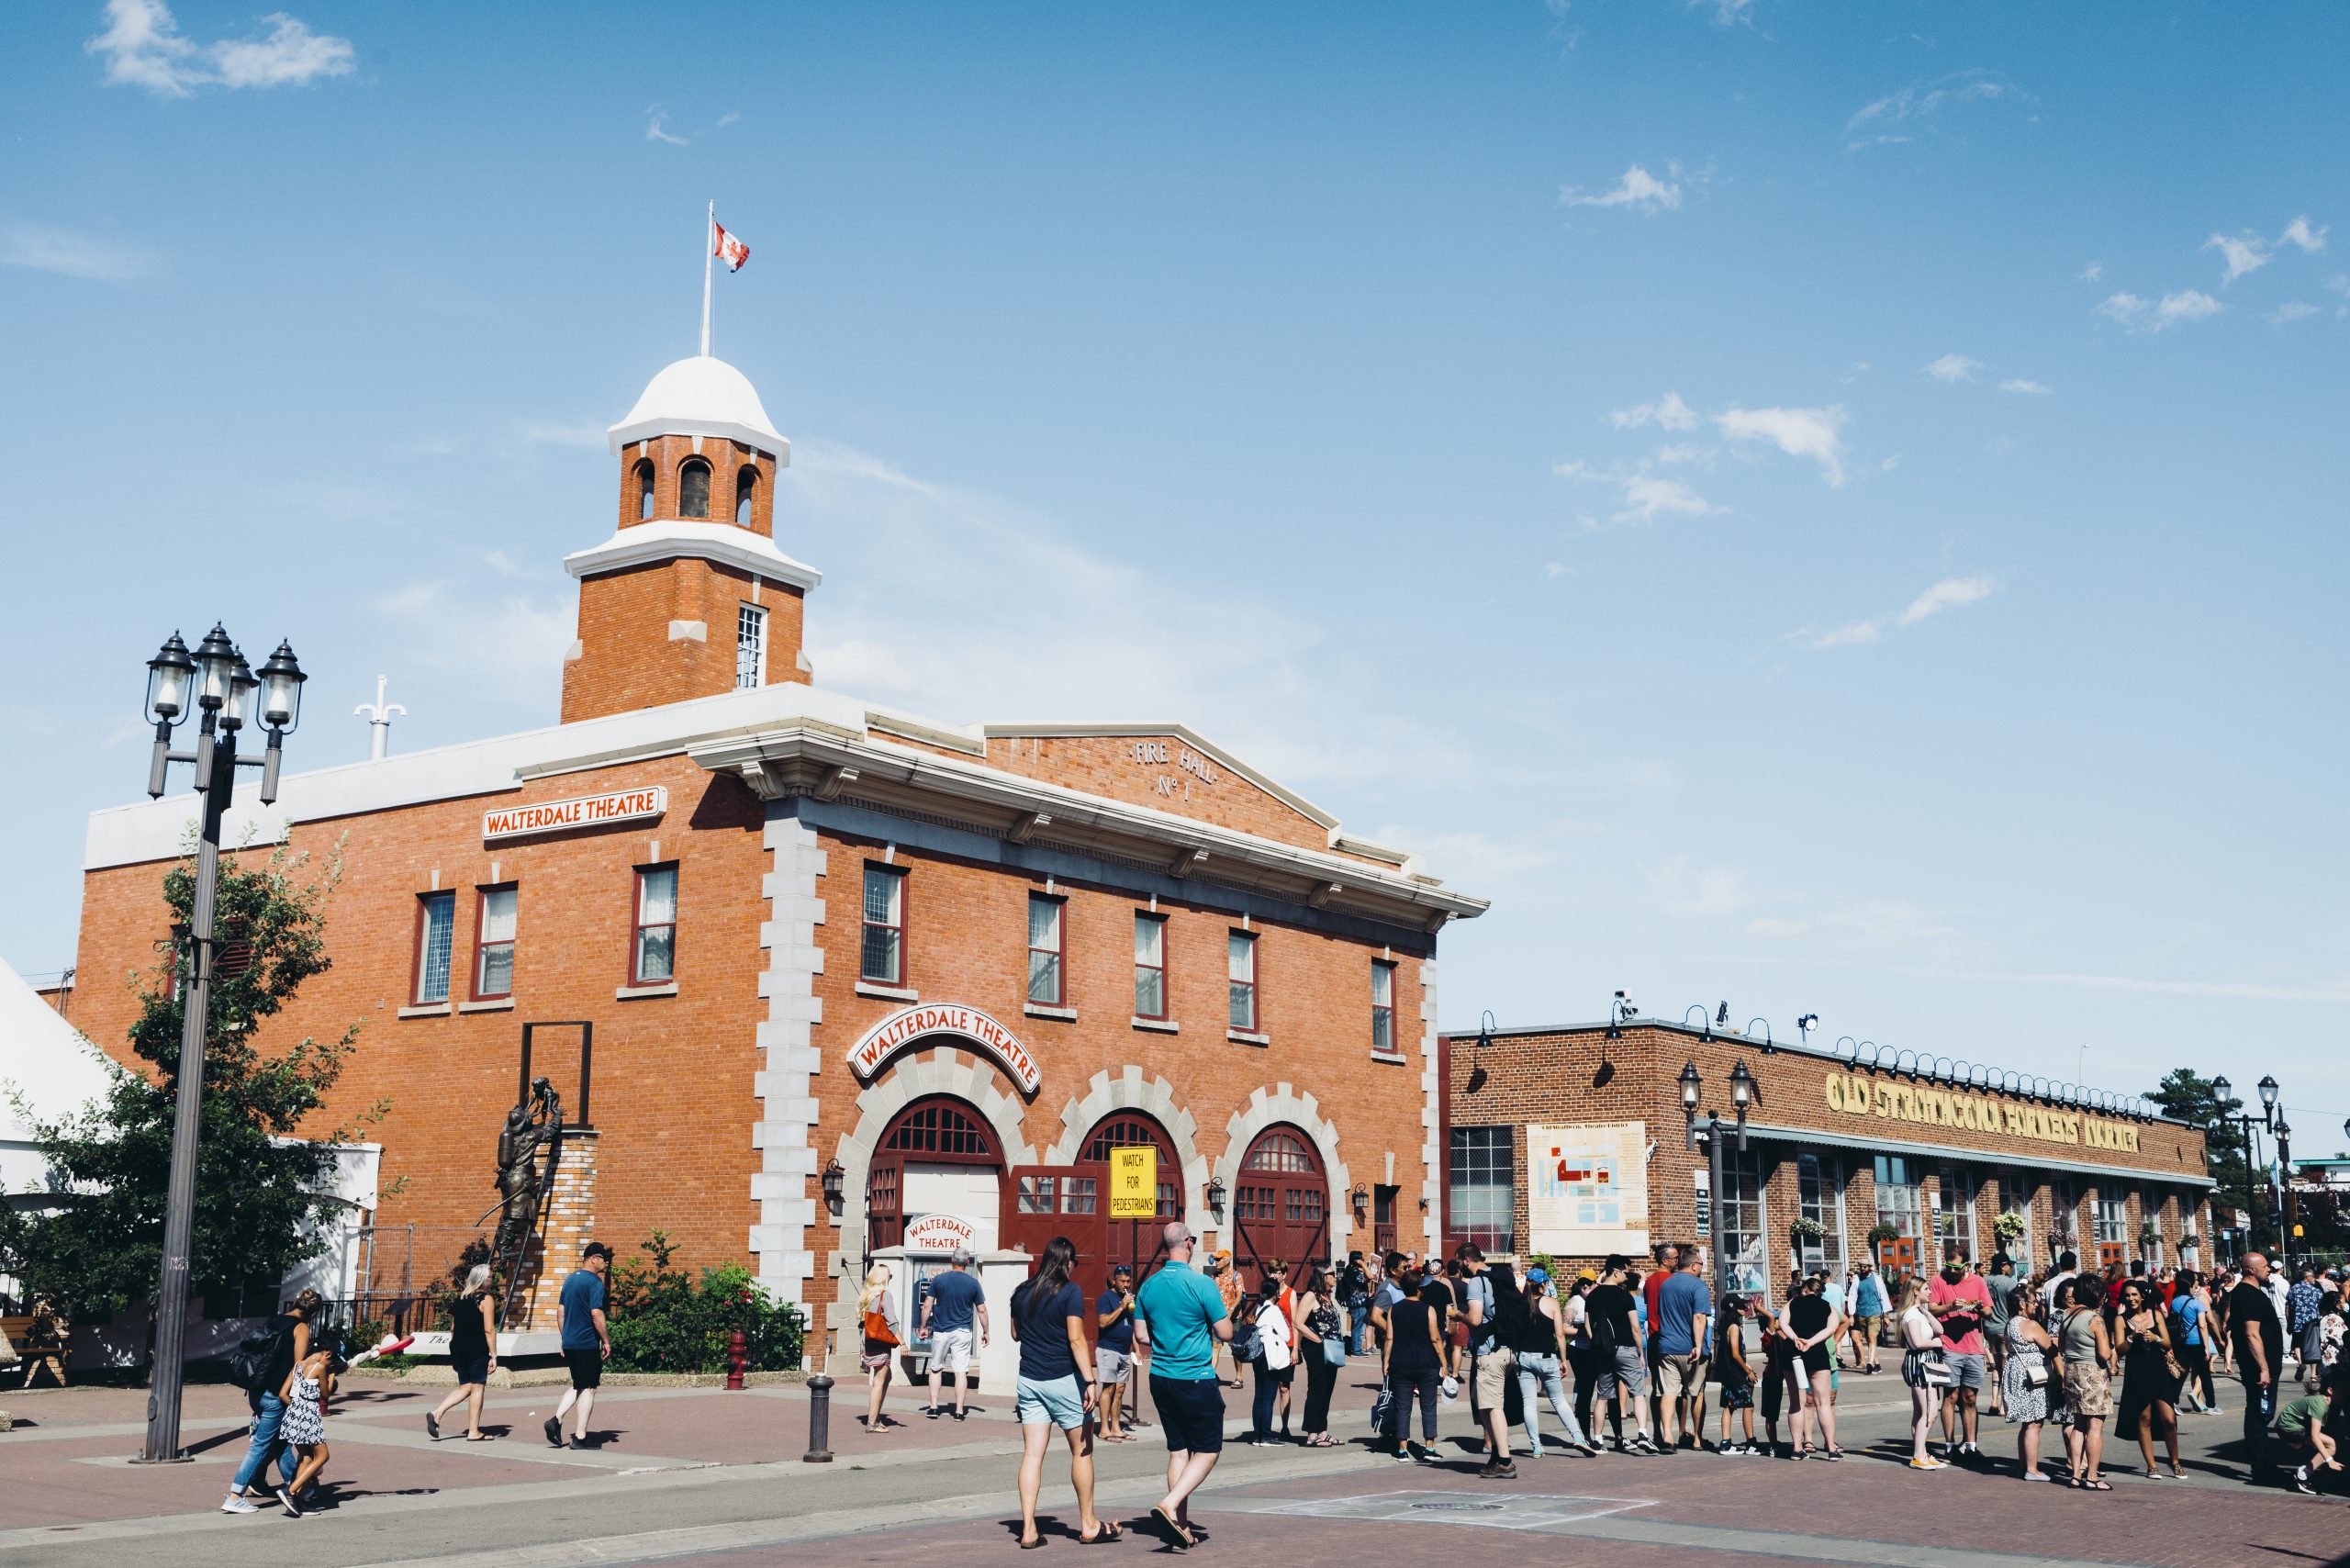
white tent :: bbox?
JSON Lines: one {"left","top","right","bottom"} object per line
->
{"left": 0, "top": 958, "right": 118, "bottom": 1203}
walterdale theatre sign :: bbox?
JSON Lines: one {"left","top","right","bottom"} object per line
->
{"left": 1825, "top": 1074, "right": 2143, "bottom": 1153}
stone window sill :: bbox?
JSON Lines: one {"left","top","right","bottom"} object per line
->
{"left": 1132, "top": 1017, "right": 1179, "bottom": 1035}
{"left": 1370, "top": 1049, "right": 1409, "bottom": 1067}
{"left": 617, "top": 981, "right": 678, "bottom": 1001}
{"left": 459, "top": 997, "right": 515, "bottom": 1014}
{"left": 1228, "top": 1029, "right": 1270, "bottom": 1047}
{"left": 856, "top": 980, "right": 919, "bottom": 1002}
{"left": 397, "top": 1002, "right": 452, "bottom": 1020}
{"left": 1023, "top": 1002, "right": 1077, "bottom": 1022}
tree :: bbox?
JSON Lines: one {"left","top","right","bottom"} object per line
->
{"left": 0, "top": 835, "right": 378, "bottom": 1322}
{"left": 2148, "top": 1068, "right": 2262, "bottom": 1249}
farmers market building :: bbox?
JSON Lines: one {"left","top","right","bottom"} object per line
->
{"left": 1441, "top": 1018, "right": 2213, "bottom": 1303}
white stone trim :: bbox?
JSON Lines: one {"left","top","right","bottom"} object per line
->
{"left": 1216, "top": 1085, "right": 1351, "bottom": 1252}
{"left": 1417, "top": 960, "right": 1441, "bottom": 1255}
{"left": 565, "top": 520, "right": 822, "bottom": 593}
{"left": 822, "top": 1046, "right": 1041, "bottom": 1348}
{"left": 747, "top": 812, "right": 826, "bottom": 1305}
{"left": 1046, "top": 1068, "right": 1214, "bottom": 1238}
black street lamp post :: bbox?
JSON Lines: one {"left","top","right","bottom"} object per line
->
{"left": 2208, "top": 1073, "right": 2283, "bottom": 1265}
{"left": 134, "top": 626, "right": 304, "bottom": 1465}
{"left": 1680, "top": 1058, "right": 1756, "bottom": 1326}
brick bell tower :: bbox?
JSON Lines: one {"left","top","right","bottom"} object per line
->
{"left": 560, "top": 354, "right": 822, "bottom": 723}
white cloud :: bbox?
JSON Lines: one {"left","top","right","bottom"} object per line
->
{"left": 2271, "top": 301, "right": 2320, "bottom": 325}
{"left": 88, "top": 0, "right": 352, "bottom": 96}
{"left": 1924, "top": 353, "right": 1982, "bottom": 383}
{"left": 516, "top": 419, "right": 608, "bottom": 447}
{"left": 2205, "top": 231, "right": 2268, "bottom": 286}
{"left": 1998, "top": 378, "right": 2053, "bottom": 396}
{"left": 1607, "top": 391, "right": 1699, "bottom": 431}
{"left": 0, "top": 222, "right": 148, "bottom": 281}
{"left": 1562, "top": 164, "right": 1682, "bottom": 214}
{"left": 2078, "top": 262, "right": 2102, "bottom": 283}
{"left": 1794, "top": 619, "right": 1883, "bottom": 650}
{"left": 1714, "top": 404, "right": 1848, "bottom": 487}
{"left": 1898, "top": 575, "right": 1997, "bottom": 626}
{"left": 1742, "top": 917, "right": 1814, "bottom": 939}
{"left": 644, "top": 106, "right": 688, "bottom": 146}
{"left": 2097, "top": 289, "right": 2222, "bottom": 332}
{"left": 1690, "top": 0, "right": 1755, "bottom": 25}
{"left": 2279, "top": 216, "right": 2328, "bottom": 253}
{"left": 1554, "top": 460, "right": 1720, "bottom": 525}
{"left": 1845, "top": 70, "right": 2024, "bottom": 150}
{"left": 1651, "top": 442, "right": 1715, "bottom": 465}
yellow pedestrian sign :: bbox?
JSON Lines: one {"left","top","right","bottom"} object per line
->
{"left": 1108, "top": 1146, "right": 1158, "bottom": 1218}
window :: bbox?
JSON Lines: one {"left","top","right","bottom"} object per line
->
{"left": 1083, "top": 1115, "right": 1177, "bottom": 1215}
{"left": 2001, "top": 1171, "right": 2036, "bottom": 1273}
{"left": 1371, "top": 960, "right": 1396, "bottom": 1054}
{"left": 1226, "top": 932, "right": 1257, "bottom": 1031}
{"left": 1873, "top": 1154, "right": 1921, "bottom": 1242}
{"left": 2049, "top": 1178, "right": 2079, "bottom": 1250}
{"left": 1243, "top": 1129, "right": 1316, "bottom": 1172}
{"left": 632, "top": 866, "right": 677, "bottom": 984}
{"left": 1133, "top": 913, "right": 1167, "bottom": 1019}
{"left": 1449, "top": 1126, "right": 1515, "bottom": 1254}
{"left": 861, "top": 865, "right": 905, "bottom": 985}
{"left": 412, "top": 890, "right": 454, "bottom": 1004}
{"left": 679, "top": 458, "right": 711, "bottom": 519}
{"left": 881, "top": 1098, "right": 990, "bottom": 1155}
{"left": 473, "top": 886, "right": 517, "bottom": 999}
{"left": 1718, "top": 1147, "right": 1767, "bottom": 1302}
{"left": 1933, "top": 1165, "right": 1977, "bottom": 1261}
{"left": 1018, "top": 1175, "right": 1058, "bottom": 1215}
{"left": 1026, "top": 894, "right": 1064, "bottom": 1005}
{"left": 735, "top": 603, "right": 767, "bottom": 690}
{"left": 1796, "top": 1152, "right": 1846, "bottom": 1281}
{"left": 633, "top": 459, "right": 655, "bottom": 521}
{"left": 733, "top": 465, "right": 757, "bottom": 526}
{"left": 1061, "top": 1176, "right": 1098, "bottom": 1215}
{"left": 2094, "top": 1190, "right": 2128, "bottom": 1246}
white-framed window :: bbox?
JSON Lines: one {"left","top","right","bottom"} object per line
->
{"left": 1718, "top": 1146, "right": 1769, "bottom": 1303}
{"left": 1933, "top": 1164, "right": 1978, "bottom": 1263}
{"left": 632, "top": 865, "right": 677, "bottom": 984}
{"left": 473, "top": 885, "right": 517, "bottom": 1000}
{"left": 1449, "top": 1126, "right": 1514, "bottom": 1254}
{"left": 1133, "top": 913, "right": 1167, "bottom": 1018}
{"left": 2049, "top": 1177, "right": 2079, "bottom": 1257}
{"left": 1371, "top": 960, "right": 1396, "bottom": 1053}
{"left": 1796, "top": 1152, "right": 1846, "bottom": 1281}
{"left": 861, "top": 865, "right": 905, "bottom": 984}
{"left": 2001, "top": 1170, "right": 2036, "bottom": 1274}
{"left": 735, "top": 603, "right": 767, "bottom": 690}
{"left": 413, "top": 890, "right": 455, "bottom": 1004}
{"left": 1226, "top": 932, "right": 1257, "bottom": 1031}
{"left": 2094, "top": 1189, "right": 2128, "bottom": 1247}
{"left": 1026, "top": 893, "right": 1064, "bottom": 1005}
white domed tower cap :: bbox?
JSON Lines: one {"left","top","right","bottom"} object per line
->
{"left": 607, "top": 354, "right": 789, "bottom": 462}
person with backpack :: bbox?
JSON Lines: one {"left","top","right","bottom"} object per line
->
{"left": 1242, "top": 1285, "right": 1293, "bottom": 1445}
{"left": 1457, "top": 1244, "right": 1520, "bottom": 1476}
{"left": 220, "top": 1287, "right": 319, "bottom": 1515}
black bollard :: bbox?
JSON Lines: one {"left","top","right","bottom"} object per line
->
{"left": 804, "top": 1373, "right": 834, "bottom": 1462}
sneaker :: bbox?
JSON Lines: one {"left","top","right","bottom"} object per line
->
{"left": 951, "top": 1408, "right": 968, "bottom": 1422}
{"left": 923, "top": 1406, "right": 941, "bottom": 1419}
{"left": 1413, "top": 1444, "right": 1437, "bottom": 1464}
{"left": 544, "top": 1416, "right": 564, "bottom": 1448}
{"left": 1481, "top": 1460, "right": 1518, "bottom": 1479}
{"left": 220, "top": 1495, "right": 261, "bottom": 1516}
{"left": 2290, "top": 1467, "right": 2317, "bottom": 1496}
{"left": 1576, "top": 1441, "right": 1603, "bottom": 1457}
{"left": 274, "top": 1485, "right": 304, "bottom": 1518}
{"left": 1394, "top": 1446, "right": 1417, "bottom": 1464}
{"left": 1629, "top": 1433, "right": 1657, "bottom": 1453}
{"left": 1909, "top": 1457, "right": 1945, "bottom": 1471}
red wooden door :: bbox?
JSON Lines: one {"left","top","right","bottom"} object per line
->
{"left": 865, "top": 1097, "right": 1002, "bottom": 1263}
{"left": 1232, "top": 1126, "right": 1328, "bottom": 1282}
{"left": 1083, "top": 1114, "right": 1181, "bottom": 1287}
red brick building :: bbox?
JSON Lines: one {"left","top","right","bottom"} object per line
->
{"left": 1441, "top": 1018, "right": 2213, "bottom": 1304}
{"left": 71, "top": 353, "right": 1486, "bottom": 1369}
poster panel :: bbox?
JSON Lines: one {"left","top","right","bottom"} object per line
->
{"left": 1528, "top": 1121, "right": 1650, "bottom": 1256}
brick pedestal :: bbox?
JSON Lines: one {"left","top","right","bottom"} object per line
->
{"left": 514, "top": 1128, "right": 599, "bottom": 1334}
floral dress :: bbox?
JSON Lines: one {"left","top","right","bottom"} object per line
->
{"left": 2002, "top": 1316, "right": 2052, "bottom": 1425}
{"left": 280, "top": 1368, "right": 326, "bottom": 1447}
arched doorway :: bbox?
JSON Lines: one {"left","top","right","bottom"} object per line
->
{"left": 1002, "top": 1112, "right": 1184, "bottom": 1291}
{"left": 866, "top": 1095, "right": 1003, "bottom": 1256}
{"left": 1231, "top": 1125, "right": 1328, "bottom": 1282}
{"left": 1083, "top": 1113, "right": 1181, "bottom": 1282}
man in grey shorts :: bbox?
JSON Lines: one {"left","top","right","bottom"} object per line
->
{"left": 1588, "top": 1254, "right": 1655, "bottom": 1451}
{"left": 1095, "top": 1265, "right": 1138, "bottom": 1441}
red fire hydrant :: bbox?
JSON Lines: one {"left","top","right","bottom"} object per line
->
{"left": 725, "top": 1327, "right": 747, "bottom": 1391}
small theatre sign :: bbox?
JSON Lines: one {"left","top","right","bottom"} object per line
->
{"left": 483, "top": 786, "right": 667, "bottom": 842}
{"left": 848, "top": 1003, "right": 1041, "bottom": 1094}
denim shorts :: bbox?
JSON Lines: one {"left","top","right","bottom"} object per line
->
{"left": 1016, "top": 1373, "right": 1087, "bottom": 1429}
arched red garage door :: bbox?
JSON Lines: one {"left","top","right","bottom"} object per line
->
{"left": 1231, "top": 1125, "right": 1328, "bottom": 1282}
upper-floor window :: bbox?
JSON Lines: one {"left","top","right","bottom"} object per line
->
{"left": 413, "top": 890, "right": 455, "bottom": 1004}
{"left": 634, "top": 459, "right": 655, "bottom": 521}
{"left": 632, "top": 865, "right": 677, "bottom": 984}
{"left": 861, "top": 865, "right": 906, "bottom": 985}
{"left": 679, "top": 458, "right": 712, "bottom": 519}
{"left": 1134, "top": 913, "right": 1167, "bottom": 1019}
{"left": 1026, "top": 893, "right": 1064, "bottom": 1006}
{"left": 474, "top": 885, "right": 517, "bottom": 1000}
{"left": 1371, "top": 959, "right": 1396, "bottom": 1053}
{"left": 734, "top": 465, "right": 757, "bottom": 526}
{"left": 1449, "top": 1125, "right": 1515, "bottom": 1254}
{"left": 1226, "top": 931, "right": 1257, "bottom": 1032}
{"left": 735, "top": 603, "right": 767, "bottom": 689}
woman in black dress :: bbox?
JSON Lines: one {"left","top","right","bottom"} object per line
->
{"left": 2113, "top": 1278, "right": 2184, "bottom": 1478}
{"left": 1784, "top": 1273, "right": 1846, "bottom": 1460}
{"left": 428, "top": 1264, "right": 498, "bottom": 1441}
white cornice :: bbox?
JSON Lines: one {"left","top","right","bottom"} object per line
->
{"left": 564, "top": 521, "right": 822, "bottom": 592}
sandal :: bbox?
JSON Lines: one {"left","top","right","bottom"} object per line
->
{"left": 2081, "top": 1478, "right": 2111, "bottom": 1491}
{"left": 1078, "top": 1521, "right": 1122, "bottom": 1544}
{"left": 1150, "top": 1506, "right": 1195, "bottom": 1551}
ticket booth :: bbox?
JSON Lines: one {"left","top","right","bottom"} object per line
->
{"left": 869, "top": 1213, "right": 1028, "bottom": 1395}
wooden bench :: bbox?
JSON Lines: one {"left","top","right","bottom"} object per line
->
{"left": 1, "top": 1316, "right": 69, "bottom": 1386}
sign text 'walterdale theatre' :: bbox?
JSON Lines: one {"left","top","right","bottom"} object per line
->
{"left": 483, "top": 787, "right": 667, "bottom": 842}
{"left": 1825, "top": 1075, "right": 2141, "bottom": 1152}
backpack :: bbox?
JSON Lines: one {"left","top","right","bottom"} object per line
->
{"left": 1485, "top": 1268, "right": 1537, "bottom": 1353}
{"left": 1230, "top": 1303, "right": 1265, "bottom": 1364}
{"left": 226, "top": 1318, "right": 292, "bottom": 1393}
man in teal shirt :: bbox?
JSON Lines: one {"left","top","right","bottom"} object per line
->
{"left": 1135, "top": 1222, "right": 1232, "bottom": 1549}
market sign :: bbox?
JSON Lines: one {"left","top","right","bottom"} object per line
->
{"left": 483, "top": 786, "right": 666, "bottom": 842}
{"left": 1824, "top": 1075, "right": 2140, "bottom": 1153}
{"left": 847, "top": 1002, "right": 1041, "bottom": 1094}
{"left": 1108, "top": 1147, "right": 1158, "bottom": 1218}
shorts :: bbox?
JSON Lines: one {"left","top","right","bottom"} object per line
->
{"left": 453, "top": 1353, "right": 490, "bottom": 1386}
{"left": 1942, "top": 1351, "right": 1987, "bottom": 1392}
{"left": 1901, "top": 1350, "right": 1941, "bottom": 1390}
{"left": 1096, "top": 1347, "right": 1131, "bottom": 1386}
{"left": 1797, "top": 1342, "right": 1831, "bottom": 1376}
{"left": 1016, "top": 1373, "right": 1087, "bottom": 1429}
{"left": 1658, "top": 1355, "right": 1707, "bottom": 1401}
{"left": 861, "top": 1338, "right": 896, "bottom": 1373}
{"left": 564, "top": 1346, "right": 603, "bottom": 1390}
{"left": 930, "top": 1327, "right": 975, "bottom": 1376}
{"left": 1853, "top": 1314, "right": 1884, "bottom": 1343}
{"left": 1472, "top": 1347, "right": 1515, "bottom": 1409}
{"left": 1150, "top": 1374, "right": 1225, "bottom": 1455}
{"left": 1597, "top": 1346, "right": 1649, "bottom": 1398}
{"left": 1718, "top": 1373, "right": 1754, "bottom": 1411}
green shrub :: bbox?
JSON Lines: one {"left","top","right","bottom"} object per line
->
{"left": 604, "top": 1232, "right": 805, "bottom": 1373}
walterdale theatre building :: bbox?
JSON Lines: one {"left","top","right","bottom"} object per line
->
{"left": 72, "top": 349, "right": 1487, "bottom": 1373}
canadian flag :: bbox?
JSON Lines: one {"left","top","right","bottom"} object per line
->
{"left": 713, "top": 220, "right": 750, "bottom": 273}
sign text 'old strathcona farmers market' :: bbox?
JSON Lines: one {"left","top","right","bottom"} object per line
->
{"left": 483, "top": 787, "right": 667, "bottom": 842}
{"left": 1824, "top": 1074, "right": 2141, "bottom": 1152}
{"left": 847, "top": 1003, "right": 1041, "bottom": 1094}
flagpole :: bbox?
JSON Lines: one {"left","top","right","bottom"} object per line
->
{"left": 700, "top": 199, "right": 713, "bottom": 356}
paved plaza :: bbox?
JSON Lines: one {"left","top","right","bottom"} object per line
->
{"left": 0, "top": 1369, "right": 2335, "bottom": 1568}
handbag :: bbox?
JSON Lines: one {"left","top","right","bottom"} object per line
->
{"left": 1322, "top": 1336, "right": 1347, "bottom": 1367}
{"left": 1369, "top": 1386, "right": 1393, "bottom": 1430}
{"left": 1920, "top": 1350, "right": 1957, "bottom": 1388}
{"left": 2022, "top": 1363, "right": 2051, "bottom": 1389}
{"left": 863, "top": 1309, "right": 900, "bottom": 1349}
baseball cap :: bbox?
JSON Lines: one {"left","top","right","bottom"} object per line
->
{"left": 582, "top": 1241, "right": 614, "bottom": 1262}
{"left": 1527, "top": 1266, "right": 1550, "bottom": 1285}
{"left": 1577, "top": 1268, "right": 1598, "bottom": 1282}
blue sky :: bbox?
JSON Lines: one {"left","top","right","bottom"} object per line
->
{"left": 6, "top": 1, "right": 2346, "bottom": 1147}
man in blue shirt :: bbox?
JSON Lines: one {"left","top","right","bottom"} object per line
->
{"left": 918, "top": 1249, "right": 989, "bottom": 1421}
{"left": 546, "top": 1241, "right": 611, "bottom": 1449}
{"left": 1095, "top": 1264, "right": 1138, "bottom": 1441}
{"left": 1135, "top": 1222, "right": 1232, "bottom": 1550}
{"left": 1656, "top": 1249, "right": 1713, "bottom": 1451}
